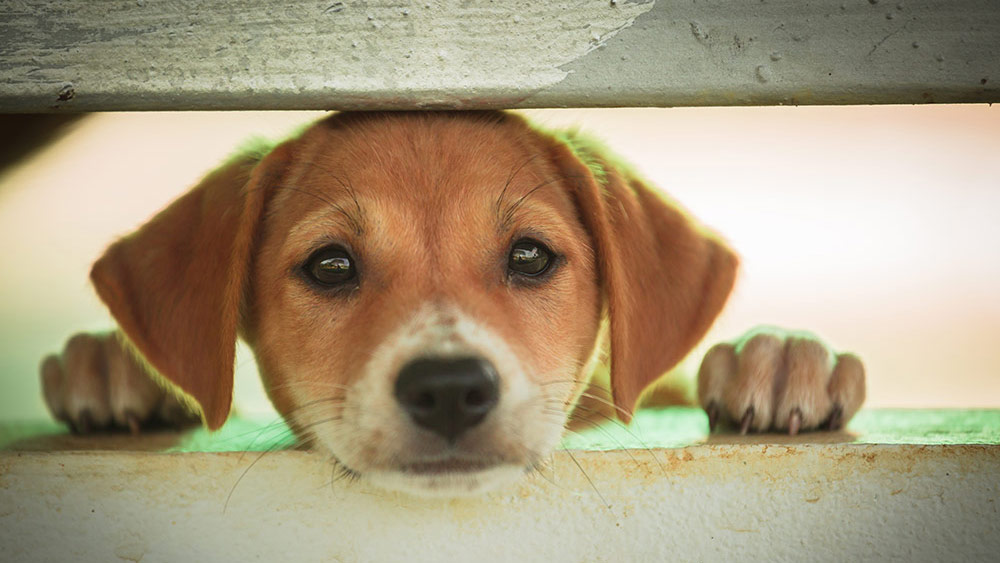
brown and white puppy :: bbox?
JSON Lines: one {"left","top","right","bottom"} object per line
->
{"left": 40, "top": 111, "right": 865, "bottom": 495}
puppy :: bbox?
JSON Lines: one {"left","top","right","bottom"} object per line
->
{"left": 40, "top": 111, "right": 865, "bottom": 495}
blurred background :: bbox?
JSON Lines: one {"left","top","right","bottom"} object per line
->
{"left": 1, "top": 105, "right": 998, "bottom": 421}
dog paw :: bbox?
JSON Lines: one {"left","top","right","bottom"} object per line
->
{"left": 696, "top": 326, "right": 865, "bottom": 435}
{"left": 40, "top": 332, "right": 198, "bottom": 434}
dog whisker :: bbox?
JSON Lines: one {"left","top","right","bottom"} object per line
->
{"left": 500, "top": 173, "right": 589, "bottom": 231}
{"left": 560, "top": 419, "right": 647, "bottom": 475}
{"left": 292, "top": 416, "right": 345, "bottom": 434}
{"left": 223, "top": 418, "right": 298, "bottom": 452}
{"left": 263, "top": 183, "right": 364, "bottom": 237}
{"left": 561, "top": 447, "right": 612, "bottom": 512}
{"left": 298, "top": 160, "right": 366, "bottom": 235}
{"left": 537, "top": 388, "right": 667, "bottom": 475}
{"left": 564, "top": 404, "right": 663, "bottom": 468}
{"left": 330, "top": 458, "right": 362, "bottom": 484}
{"left": 224, "top": 440, "right": 293, "bottom": 513}
{"left": 228, "top": 397, "right": 346, "bottom": 452}
{"left": 537, "top": 378, "right": 589, "bottom": 386}
{"left": 574, "top": 391, "right": 636, "bottom": 421}
{"left": 495, "top": 153, "right": 542, "bottom": 223}
{"left": 524, "top": 458, "right": 569, "bottom": 492}
{"left": 263, "top": 381, "right": 352, "bottom": 393}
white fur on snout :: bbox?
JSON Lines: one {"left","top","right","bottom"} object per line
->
{"left": 309, "top": 303, "right": 570, "bottom": 496}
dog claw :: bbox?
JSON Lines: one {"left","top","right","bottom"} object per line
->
{"left": 125, "top": 411, "right": 142, "bottom": 436}
{"left": 825, "top": 405, "right": 844, "bottom": 431}
{"left": 706, "top": 402, "right": 719, "bottom": 432}
{"left": 788, "top": 408, "right": 802, "bottom": 436}
{"left": 76, "top": 410, "right": 94, "bottom": 434}
{"left": 739, "top": 407, "right": 754, "bottom": 435}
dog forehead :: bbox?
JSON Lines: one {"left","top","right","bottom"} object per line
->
{"left": 308, "top": 114, "right": 545, "bottom": 194}
{"left": 272, "top": 113, "right": 574, "bottom": 236}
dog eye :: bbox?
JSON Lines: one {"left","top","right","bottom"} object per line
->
{"left": 508, "top": 239, "right": 553, "bottom": 277}
{"left": 303, "top": 246, "right": 356, "bottom": 286}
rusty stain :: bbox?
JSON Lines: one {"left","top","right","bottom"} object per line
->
{"left": 805, "top": 496, "right": 821, "bottom": 503}
{"left": 722, "top": 527, "right": 759, "bottom": 533}
{"left": 891, "top": 488, "right": 903, "bottom": 495}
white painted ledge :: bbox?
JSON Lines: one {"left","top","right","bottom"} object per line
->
{"left": 0, "top": 1, "right": 997, "bottom": 112}
{"left": 2, "top": 409, "right": 998, "bottom": 562}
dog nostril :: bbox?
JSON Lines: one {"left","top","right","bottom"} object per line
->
{"left": 394, "top": 357, "right": 500, "bottom": 442}
{"left": 414, "top": 392, "right": 436, "bottom": 412}
{"left": 464, "top": 388, "right": 486, "bottom": 408}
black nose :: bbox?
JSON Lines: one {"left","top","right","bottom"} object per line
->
{"left": 394, "top": 357, "right": 500, "bottom": 442}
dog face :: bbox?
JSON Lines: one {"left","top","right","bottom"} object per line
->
{"left": 91, "top": 112, "right": 737, "bottom": 495}
{"left": 247, "top": 114, "right": 602, "bottom": 493}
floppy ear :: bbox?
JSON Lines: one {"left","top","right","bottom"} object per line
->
{"left": 547, "top": 134, "right": 739, "bottom": 422}
{"left": 90, "top": 145, "right": 290, "bottom": 430}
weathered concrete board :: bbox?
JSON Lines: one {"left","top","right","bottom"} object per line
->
{"left": 2, "top": 410, "right": 999, "bottom": 561}
{"left": 1, "top": 445, "right": 998, "bottom": 562}
{"left": 0, "top": 0, "right": 997, "bottom": 112}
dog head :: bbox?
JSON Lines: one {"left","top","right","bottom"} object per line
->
{"left": 91, "top": 111, "right": 736, "bottom": 495}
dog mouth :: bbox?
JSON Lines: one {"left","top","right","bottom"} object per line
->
{"left": 350, "top": 453, "right": 529, "bottom": 495}
{"left": 399, "top": 457, "right": 505, "bottom": 475}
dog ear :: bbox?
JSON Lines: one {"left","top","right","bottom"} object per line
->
{"left": 547, "top": 133, "right": 738, "bottom": 422}
{"left": 90, "top": 144, "right": 290, "bottom": 430}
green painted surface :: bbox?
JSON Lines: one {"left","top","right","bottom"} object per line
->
{"left": 560, "top": 408, "right": 1000, "bottom": 450}
{"left": 2, "top": 409, "right": 999, "bottom": 452}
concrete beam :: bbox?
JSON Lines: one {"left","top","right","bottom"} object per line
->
{"left": 2, "top": 445, "right": 998, "bottom": 561}
{"left": 2, "top": 409, "right": 999, "bottom": 561}
{"left": 1, "top": 1, "right": 997, "bottom": 112}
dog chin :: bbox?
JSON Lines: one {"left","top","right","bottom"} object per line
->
{"left": 364, "top": 464, "right": 526, "bottom": 497}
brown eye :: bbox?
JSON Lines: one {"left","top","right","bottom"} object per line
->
{"left": 304, "top": 246, "right": 356, "bottom": 286}
{"left": 508, "top": 239, "right": 553, "bottom": 277}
